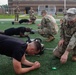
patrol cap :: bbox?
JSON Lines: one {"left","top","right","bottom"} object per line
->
{"left": 67, "top": 8, "right": 76, "bottom": 14}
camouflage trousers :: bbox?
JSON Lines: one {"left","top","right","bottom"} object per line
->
{"left": 53, "top": 33, "right": 76, "bottom": 58}
{"left": 30, "top": 15, "right": 36, "bottom": 23}
{"left": 38, "top": 27, "right": 53, "bottom": 38}
{"left": 15, "top": 14, "right": 19, "bottom": 21}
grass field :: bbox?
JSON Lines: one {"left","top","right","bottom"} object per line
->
{"left": 0, "top": 19, "right": 76, "bottom": 75}
{"left": 0, "top": 14, "right": 63, "bottom": 19}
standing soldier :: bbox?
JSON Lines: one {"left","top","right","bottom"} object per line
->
{"left": 28, "top": 7, "right": 36, "bottom": 24}
{"left": 14, "top": 6, "right": 20, "bottom": 22}
{"left": 38, "top": 10, "right": 58, "bottom": 42}
{"left": 53, "top": 8, "right": 76, "bottom": 64}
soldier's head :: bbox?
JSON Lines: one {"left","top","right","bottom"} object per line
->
{"left": 65, "top": 8, "right": 76, "bottom": 21}
{"left": 26, "top": 41, "right": 42, "bottom": 55}
{"left": 26, "top": 28, "right": 31, "bottom": 32}
{"left": 30, "top": 7, "right": 33, "bottom": 10}
{"left": 41, "top": 10, "right": 47, "bottom": 17}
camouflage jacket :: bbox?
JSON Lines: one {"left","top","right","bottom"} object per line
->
{"left": 41, "top": 15, "right": 58, "bottom": 35}
{"left": 30, "top": 15, "right": 36, "bottom": 20}
{"left": 60, "top": 19, "right": 76, "bottom": 49}
{"left": 60, "top": 19, "right": 76, "bottom": 39}
{"left": 66, "top": 32, "right": 76, "bottom": 50}
{"left": 14, "top": 7, "right": 20, "bottom": 14}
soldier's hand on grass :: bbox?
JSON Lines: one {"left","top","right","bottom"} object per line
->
{"left": 32, "top": 61, "right": 40, "bottom": 69}
{"left": 60, "top": 52, "right": 68, "bottom": 64}
{"left": 58, "top": 39, "right": 64, "bottom": 46}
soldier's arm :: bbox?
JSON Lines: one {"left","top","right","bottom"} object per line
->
{"left": 20, "top": 32, "right": 28, "bottom": 37}
{"left": 49, "top": 17, "right": 58, "bottom": 35}
{"left": 61, "top": 32, "right": 76, "bottom": 63}
{"left": 40, "top": 18, "right": 47, "bottom": 28}
{"left": 13, "top": 54, "right": 40, "bottom": 74}
{"left": 60, "top": 22, "right": 65, "bottom": 40}
{"left": 66, "top": 32, "right": 76, "bottom": 52}
{"left": 32, "top": 10, "right": 35, "bottom": 14}
{"left": 58, "top": 20, "right": 65, "bottom": 46}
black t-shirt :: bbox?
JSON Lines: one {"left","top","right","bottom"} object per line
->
{"left": 4, "top": 27, "right": 26, "bottom": 36}
{"left": 0, "top": 34, "right": 27, "bottom": 62}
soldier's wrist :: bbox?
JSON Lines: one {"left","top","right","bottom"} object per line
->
{"left": 66, "top": 48, "right": 71, "bottom": 53}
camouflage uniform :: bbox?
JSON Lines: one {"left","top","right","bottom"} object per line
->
{"left": 14, "top": 6, "right": 20, "bottom": 21}
{"left": 53, "top": 18, "right": 76, "bottom": 57}
{"left": 38, "top": 15, "right": 58, "bottom": 39}
{"left": 29, "top": 8, "right": 36, "bottom": 24}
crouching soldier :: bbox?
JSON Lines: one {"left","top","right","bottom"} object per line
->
{"left": 28, "top": 7, "right": 36, "bottom": 24}
{"left": 38, "top": 10, "right": 58, "bottom": 42}
{"left": 53, "top": 8, "right": 76, "bottom": 64}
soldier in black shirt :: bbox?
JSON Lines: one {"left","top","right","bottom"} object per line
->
{"left": 0, "top": 27, "right": 34, "bottom": 37}
{"left": 0, "top": 34, "right": 42, "bottom": 74}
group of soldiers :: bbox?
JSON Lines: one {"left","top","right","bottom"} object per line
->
{"left": 0, "top": 7, "right": 76, "bottom": 74}
{"left": 14, "top": 6, "right": 36, "bottom": 24}
{"left": 38, "top": 8, "right": 76, "bottom": 64}
{"left": 14, "top": 6, "right": 76, "bottom": 64}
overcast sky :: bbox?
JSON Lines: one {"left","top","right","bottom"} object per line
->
{"left": 0, "top": 0, "right": 8, "bottom": 5}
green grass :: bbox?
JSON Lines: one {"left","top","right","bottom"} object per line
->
{"left": 0, "top": 14, "right": 63, "bottom": 19}
{"left": 0, "top": 20, "right": 76, "bottom": 75}
{"left": 0, "top": 14, "right": 14, "bottom": 19}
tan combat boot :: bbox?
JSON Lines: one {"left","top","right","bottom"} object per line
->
{"left": 46, "top": 36, "right": 55, "bottom": 42}
{"left": 72, "top": 54, "right": 76, "bottom": 61}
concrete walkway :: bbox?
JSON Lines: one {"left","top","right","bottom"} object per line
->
{"left": 0, "top": 19, "right": 60, "bottom": 21}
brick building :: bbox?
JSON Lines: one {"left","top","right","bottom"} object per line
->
{"left": 8, "top": 0, "right": 76, "bottom": 14}
{"left": 0, "top": 6, "right": 5, "bottom": 14}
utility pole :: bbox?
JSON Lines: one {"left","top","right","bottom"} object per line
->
{"left": 64, "top": 0, "right": 66, "bottom": 14}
